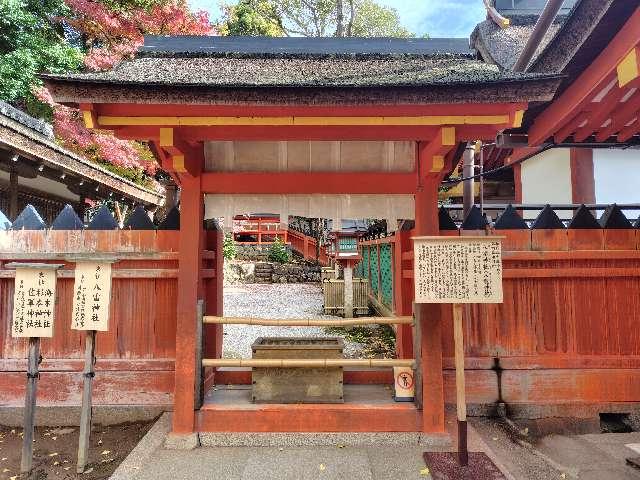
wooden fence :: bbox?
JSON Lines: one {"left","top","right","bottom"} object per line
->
{"left": 322, "top": 278, "right": 369, "bottom": 316}
{"left": 0, "top": 204, "right": 222, "bottom": 407}
{"left": 287, "top": 229, "right": 329, "bottom": 265}
{"left": 358, "top": 205, "right": 640, "bottom": 413}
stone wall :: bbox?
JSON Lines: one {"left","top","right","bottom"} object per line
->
{"left": 234, "top": 243, "right": 292, "bottom": 261}
{"left": 224, "top": 260, "right": 321, "bottom": 285}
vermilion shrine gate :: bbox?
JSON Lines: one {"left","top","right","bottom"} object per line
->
{"left": 32, "top": 23, "right": 640, "bottom": 440}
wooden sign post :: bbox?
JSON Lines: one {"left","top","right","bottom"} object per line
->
{"left": 69, "top": 258, "right": 116, "bottom": 474}
{"left": 7, "top": 262, "right": 63, "bottom": 474}
{"left": 413, "top": 236, "right": 503, "bottom": 470}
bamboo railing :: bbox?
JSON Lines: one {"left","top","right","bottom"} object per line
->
{"left": 202, "top": 358, "right": 415, "bottom": 368}
{"left": 201, "top": 315, "right": 415, "bottom": 369}
{"left": 203, "top": 316, "right": 413, "bottom": 327}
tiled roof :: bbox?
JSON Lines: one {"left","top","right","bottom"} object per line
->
{"left": 0, "top": 101, "right": 53, "bottom": 139}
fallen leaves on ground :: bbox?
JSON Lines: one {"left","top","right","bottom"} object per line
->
{"left": 420, "top": 466, "right": 430, "bottom": 476}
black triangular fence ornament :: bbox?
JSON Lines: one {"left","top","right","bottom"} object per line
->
{"left": 0, "top": 209, "right": 11, "bottom": 230}
{"left": 599, "top": 204, "right": 633, "bottom": 229}
{"left": 87, "top": 204, "right": 118, "bottom": 230}
{"left": 158, "top": 206, "right": 180, "bottom": 230}
{"left": 51, "top": 204, "right": 84, "bottom": 230}
{"left": 461, "top": 205, "right": 487, "bottom": 230}
{"left": 494, "top": 205, "right": 528, "bottom": 230}
{"left": 11, "top": 204, "right": 46, "bottom": 230}
{"left": 204, "top": 218, "right": 222, "bottom": 231}
{"left": 568, "top": 204, "right": 601, "bottom": 229}
{"left": 124, "top": 205, "right": 155, "bottom": 230}
{"left": 531, "top": 205, "right": 565, "bottom": 229}
{"left": 438, "top": 207, "right": 458, "bottom": 230}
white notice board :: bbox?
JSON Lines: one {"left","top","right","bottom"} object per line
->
{"left": 413, "top": 236, "right": 503, "bottom": 304}
{"left": 71, "top": 262, "right": 113, "bottom": 331}
{"left": 11, "top": 264, "right": 61, "bottom": 338}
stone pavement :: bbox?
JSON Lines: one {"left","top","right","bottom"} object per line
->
{"left": 471, "top": 418, "right": 640, "bottom": 480}
{"left": 111, "top": 413, "right": 505, "bottom": 480}
{"left": 112, "top": 414, "right": 640, "bottom": 480}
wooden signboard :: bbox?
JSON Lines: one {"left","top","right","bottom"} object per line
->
{"left": 413, "top": 236, "right": 502, "bottom": 304}
{"left": 66, "top": 257, "right": 117, "bottom": 474}
{"left": 7, "top": 262, "right": 62, "bottom": 474}
{"left": 71, "top": 262, "right": 112, "bottom": 332}
{"left": 413, "top": 236, "right": 503, "bottom": 470}
{"left": 11, "top": 264, "right": 61, "bottom": 338}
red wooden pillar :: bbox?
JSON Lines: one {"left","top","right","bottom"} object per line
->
{"left": 394, "top": 230, "right": 413, "bottom": 359}
{"left": 204, "top": 224, "right": 224, "bottom": 359}
{"left": 415, "top": 179, "right": 446, "bottom": 434}
{"left": 173, "top": 173, "right": 204, "bottom": 434}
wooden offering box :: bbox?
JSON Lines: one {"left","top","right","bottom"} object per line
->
{"left": 251, "top": 337, "right": 344, "bottom": 404}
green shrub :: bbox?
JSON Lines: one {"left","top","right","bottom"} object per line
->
{"left": 223, "top": 233, "right": 236, "bottom": 260}
{"left": 268, "top": 237, "right": 290, "bottom": 263}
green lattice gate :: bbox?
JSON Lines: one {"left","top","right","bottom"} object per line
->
{"left": 369, "top": 247, "right": 379, "bottom": 296}
{"left": 379, "top": 243, "right": 393, "bottom": 310}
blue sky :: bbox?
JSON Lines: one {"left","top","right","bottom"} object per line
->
{"left": 188, "top": 0, "right": 487, "bottom": 38}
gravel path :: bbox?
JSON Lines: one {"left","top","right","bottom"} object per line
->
{"left": 222, "top": 283, "right": 363, "bottom": 358}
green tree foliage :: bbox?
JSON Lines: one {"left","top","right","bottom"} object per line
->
{"left": 223, "top": 233, "right": 237, "bottom": 260}
{"left": 349, "top": 0, "right": 412, "bottom": 37}
{"left": 268, "top": 237, "right": 290, "bottom": 263}
{"left": 220, "top": 0, "right": 412, "bottom": 37}
{"left": 0, "top": 0, "right": 83, "bottom": 107}
{"left": 219, "top": 0, "right": 284, "bottom": 36}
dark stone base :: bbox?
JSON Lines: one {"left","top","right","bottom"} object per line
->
{"left": 423, "top": 452, "right": 505, "bottom": 480}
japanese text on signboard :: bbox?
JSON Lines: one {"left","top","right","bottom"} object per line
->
{"left": 413, "top": 237, "right": 503, "bottom": 304}
{"left": 12, "top": 268, "right": 57, "bottom": 338}
{"left": 72, "top": 262, "right": 112, "bottom": 331}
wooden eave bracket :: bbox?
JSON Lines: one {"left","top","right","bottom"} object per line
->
{"left": 527, "top": 9, "right": 640, "bottom": 146}
{"left": 159, "top": 127, "right": 202, "bottom": 177}
{"left": 79, "top": 103, "right": 97, "bottom": 130}
{"left": 419, "top": 127, "right": 458, "bottom": 176}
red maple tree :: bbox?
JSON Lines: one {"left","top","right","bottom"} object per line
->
{"left": 38, "top": 0, "right": 214, "bottom": 186}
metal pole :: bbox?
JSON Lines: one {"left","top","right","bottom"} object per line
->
{"left": 462, "top": 144, "right": 475, "bottom": 219}
{"left": 77, "top": 330, "right": 96, "bottom": 473}
{"left": 21, "top": 337, "right": 40, "bottom": 474}
{"left": 512, "top": 0, "right": 564, "bottom": 72}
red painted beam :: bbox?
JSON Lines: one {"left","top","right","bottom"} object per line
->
{"left": 201, "top": 171, "right": 417, "bottom": 194}
{"left": 98, "top": 102, "right": 527, "bottom": 118}
{"left": 573, "top": 83, "right": 629, "bottom": 142}
{"left": 197, "top": 403, "right": 421, "bottom": 432}
{"left": 617, "top": 117, "right": 639, "bottom": 142}
{"left": 595, "top": 95, "right": 640, "bottom": 141}
{"left": 528, "top": 7, "right": 640, "bottom": 146}
{"left": 181, "top": 125, "right": 503, "bottom": 142}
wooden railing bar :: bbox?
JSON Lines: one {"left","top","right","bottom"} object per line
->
{"left": 202, "top": 358, "right": 415, "bottom": 368}
{"left": 203, "top": 316, "right": 413, "bottom": 326}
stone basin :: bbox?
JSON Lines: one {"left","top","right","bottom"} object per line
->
{"left": 251, "top": 337, "right": 344, "bottom": 404}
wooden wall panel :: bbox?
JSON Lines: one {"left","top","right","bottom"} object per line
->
{"left": 0, "top": 231, "right": 185, "bottom": 405}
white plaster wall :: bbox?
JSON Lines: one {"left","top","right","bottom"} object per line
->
{"left": 593, "top": 149, "right": 640, "bottom": 204}
{"left": 520, "top": 148, "right": 572, "bottom": 218}
{"left": 593, "top": 149, "right": 640, "bottom": 219}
